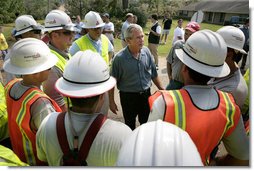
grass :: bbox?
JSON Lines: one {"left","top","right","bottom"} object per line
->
{"left": 114, "top": 19, "right": 223, "bottom": 58}
{"left": 2, "top": 19, "right": 223, "bottom": 58}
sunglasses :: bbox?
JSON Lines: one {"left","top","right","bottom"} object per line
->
{"left": 31, "top": 30, "right": 41, "bottom": 34}
{"left": 55, "top": 31, "right": 74, "bottom": 36}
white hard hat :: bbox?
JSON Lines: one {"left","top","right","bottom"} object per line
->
{"left": 15, "top": 15, "right": 43, "bottom": 36}
{"left": 217, "top": 26, "right": 247, "bottom": 54}
{"left": 3, "top": 38, "right": 58, "bottom": 75}
{"left": 55, "top": 50, "right": 116, "bottom": 98}
{"left": 175, "top": 29, "right": 229, "bottom": 78}
{"left": 116, "top": 120, "right": 203, "bottom": 166}
{"left": 44, "top": 10, "right": 76, "bottom": 32}
{"left": 82, "top": 11, "right": 105, "bottom": 29}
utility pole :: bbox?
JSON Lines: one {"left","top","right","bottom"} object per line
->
{"left": 48, "top": 0, "right": 50, "bottom": 13}
{"left": 79, "top": 0, "right": 82, "bottom": 18}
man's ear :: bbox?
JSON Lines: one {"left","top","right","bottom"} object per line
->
{"left": 125, "top": 38, "right": 130, "bottom": 45}
{"left": 181, "top": 64, "right": 188, "bottom": 73}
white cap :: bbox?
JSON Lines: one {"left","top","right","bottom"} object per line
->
{"left": 217, "top": 26, "right": 247, "bottom": 54}
{"left": 15, "top": 15, "right": 43, "bottom": 36}
{"left": 82, "top": 11, "right": 105, "bottom": 29}
{"left": 3, "top": 38, "right": 58, "bottom": 75}
{"left": 116, "top": 120, "right": 203, "bottom": 166}
{"left": 55, "top": 50, "right": 116, "bottom": 98}
{"left": 175, "top": 29, "right": 229, "bottom": 78}
{"left": 44, "top": 10, "right": 77, "bottom": 32}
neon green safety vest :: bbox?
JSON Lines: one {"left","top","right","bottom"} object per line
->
{"left": 0, "top": 82, "right": 8, "bottom": 142}
{"left": 242, "top": 68, "right": 249, "bottom": 116}
{"left": 75, "top": 34, "right": 109, "bottom": 64}
{"left": 50, "top": 49, "right": 71, "bottom": 72}
{"left": 50, "top": 49, "right": 72, "bottom": 107}
{"left": 0, "top": 145, "right": 29, "bottom": 166}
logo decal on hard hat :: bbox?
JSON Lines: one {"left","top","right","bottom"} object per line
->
{"left": 232, "top": 35, "right": 243, "bottom": 41}
{"left": 46, "top": 19, "right": 57, "bottom": 24}
{"left": 96, "top": 21, "right": 99, "bottom": 25}
{"left": 186, "top": 43, "right": 197, "bottom": 54}
{"left": 24, "top": 53, "right": 40, "bottom": 59}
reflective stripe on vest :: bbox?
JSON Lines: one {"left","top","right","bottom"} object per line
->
{"left": 5, "top": 79, "right": 61, "bottom": 165}
{"left": 244, "top": 120, "right": 249, "bottom": 136}
{"left": 50, "top": 49, "right": 70, "bottom": 72}
{"left": 75, "top": 34, "right": 109, "bottom": 64}
{"left": 220, "top": 91, "right": 236, "bottom": 136}
{"left": 155, "top": 89, "right": 240, "bottom": 165}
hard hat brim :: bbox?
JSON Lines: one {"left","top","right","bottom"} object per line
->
{"left": 228, "top": 45, "right": 247, "bottom": 54}
{"left": 81, "top": 22, "right": 105, "bottom": 29}
{"left": 3, "top": 53, "right": 58, "bottom": 75}
{"left": 15, "top": 25, "right": 43, "bottom": 36}
{"left": 175, "top": 48, "right": 230, "bottom": 78}
{"left": 44, "top": 23, "right": 78, "bottom": 32}
{"left": 55, "top": 76, "right": 116, "bottom": 98}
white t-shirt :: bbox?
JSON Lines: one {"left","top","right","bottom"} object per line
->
{"left": 103, "top": 22, "right": 114, "bottom": 41}
{"left": 172, "top": 26, "right": 184, "bottom": 45}
{"left": 36, "top": 111, "right": 132, "bottom": 166}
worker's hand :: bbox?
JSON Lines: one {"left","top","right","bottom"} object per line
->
{"left": 109, "top": 101, "right": 118, "bottom": 114}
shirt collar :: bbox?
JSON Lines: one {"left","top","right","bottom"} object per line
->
{"left": 87, "top": 33, "right": 101, "bottom": 43}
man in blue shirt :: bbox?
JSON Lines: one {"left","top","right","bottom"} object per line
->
{"left": 109, "top": 24, "right": 164, "bottom": 130}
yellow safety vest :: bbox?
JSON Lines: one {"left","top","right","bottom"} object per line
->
{"left": 242, "top": 68, "right": 249, "bottom": 116}
{"left": 0, "top": 82, "right": 8, "bottom": 141}
{"left": 50, "top": 49, "right": 71, "bottom": 72}
{"left": 0, "top": 145, "right": 29, "bottom": 166}
{"left": 75, "top": 34, "right": 109, "bottom": 64}
{"left": 49, "top": 49, "right": 72, "bottom": 107}
{"left": 0, "top": 33, "right": 8, "bottom": 50}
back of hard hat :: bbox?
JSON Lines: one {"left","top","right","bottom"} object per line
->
{"left": 82, "top": 11, "right": 105, "bottom": 29}
{"left": 55, "top": 50, "right": 116, "bottom": 98}
{"left": 15, "top": 15, "right": 43, "bottom": 36}
{"left": 116, "top": 120, "right": 203, "bottom": 166}
{"left": 217, "top": 26, "right": 247, "bottom": 54}
{"left": 3, "top": 38, "right": 58, "bottom": 75}
{"left": 44, "top": 10, "right": 76, "bottom": 32}
{"left": 175, "top": 29, "right": 229, "bottom": 78}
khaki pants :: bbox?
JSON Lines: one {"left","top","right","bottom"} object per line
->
{"left": 148, "top": 43, "right": 159, "bottom": 66}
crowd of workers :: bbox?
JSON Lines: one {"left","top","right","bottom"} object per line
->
{"left": 0, "top": 8, "right": 250, "bottom": 166}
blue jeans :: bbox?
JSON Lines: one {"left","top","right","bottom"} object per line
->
{"left": 166, "top": 79, "right": 184, "bottom": 90}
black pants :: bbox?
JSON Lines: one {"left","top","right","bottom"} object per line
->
{"left": 120, "top": 89, "right": 151, "bottom": 130}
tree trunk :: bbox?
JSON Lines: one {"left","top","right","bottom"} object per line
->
{"left": 122, "top": 0, "right": 129, "bottom": 10}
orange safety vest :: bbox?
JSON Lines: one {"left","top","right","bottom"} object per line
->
{"left": 149, "top": 89, "right": 241, "bottom": 165}
{"left": 5, "top": 79, "right": 62, "bottom": 166}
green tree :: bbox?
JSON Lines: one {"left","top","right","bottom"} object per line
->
{"left": 0, "top": 0, "right": 25, "bottom": 24}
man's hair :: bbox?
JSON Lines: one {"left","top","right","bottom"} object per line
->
{"left": 178, "top": 19, "right": 183, "bottom": 23}
{"left": 245, "top": 17, "right": 249, "bottom": 24}
{"left": 151, "top": 14, "right": 158, "bottom": 20}
{"left": 186, "top": 66, "right": 211, "bottom": 85}
{"left": 124, "top": 24, "right": 143, "bottom": 40}
{"left": 70, "top": 95, "right": 100, "bottom": 107}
